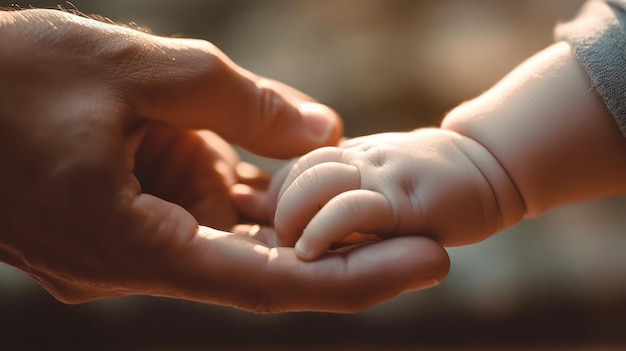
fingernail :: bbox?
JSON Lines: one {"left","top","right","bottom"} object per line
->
{"left": 418, "top": 278, "right": 441, "bottom": 290}
{"left": 295, "top": 240, "right": 313, "bottom": 261}
{"left": 300, "top": 102, "right": 337, "bottom": 143}
{"left": 425, "top": 277, "right": 441, "bottom": 288}
{"left": 409, "top": 277, "right": 442, "bottom": 292}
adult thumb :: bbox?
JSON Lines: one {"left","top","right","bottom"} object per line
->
{"left": 122, "top": 36, "right": 343, "bottom": 158}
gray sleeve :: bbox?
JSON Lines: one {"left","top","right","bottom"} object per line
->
{"left": 555, "top": 0, "right": 626, "bottom": 136}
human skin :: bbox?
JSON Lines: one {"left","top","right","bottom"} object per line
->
{"left": 240, "top": 42, "right": 626, "bottom": 261}
{"left": 0, "top": 9, "right": 450, "bottom": 312}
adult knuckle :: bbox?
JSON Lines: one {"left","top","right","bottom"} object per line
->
{"left": 246, "top": 80, "right": 285, "bottom": 137}
{"left": 189, "top": 40, "right": 226, "bottom": 75}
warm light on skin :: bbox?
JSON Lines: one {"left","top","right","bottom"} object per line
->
{"left": 231, "top": 183, "right": 253, "bottom": 196}
{"left": 236, "top": 162, "right": 263, "bottom": 180}
{"left": 253, "top": 244, "right": 279, "bottom": 260}
{"left": 246, "top": 224, "right": 262, "bottom": 237}
{"left": 196, "top": 226, "right": 230, "bottom": 239}
{"left": 198, "top": 225, "right": 279, "bottom": 260}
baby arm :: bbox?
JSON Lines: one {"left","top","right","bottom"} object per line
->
{"left": 443, "top": 41, "right": 626, "bottom": 217}
{"left": 268, "top": 41, "right": 626, "bottom": 261}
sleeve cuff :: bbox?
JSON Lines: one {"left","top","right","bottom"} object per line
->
{"left": 555, "top": 0, "right": 626, "bottom": 136}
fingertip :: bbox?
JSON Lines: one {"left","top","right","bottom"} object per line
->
{"left": 235, "top": 162, "right": 271, "bottom": 189}
{"left": 294, "top": 239, "right": 318, "bottom": 261}
{"left": 406, "top": 277, "right": 444, "bottom": 292}
{"left": 231, "top": 183, "right": 269, "bottom": 222}
{"left": 231, "top": 183, "right": 254, "bottom": 201}
{"left": 299, "top": 102, "right": 343, "bottom": 146}
{"left": 407, "top": 240, "right": 450, "bottom": 291}
{"left": 272, "top": 216, "right": 297, "bottom": 247}
{"left": 359, "top": 236, "right": 449, "bottom": 293}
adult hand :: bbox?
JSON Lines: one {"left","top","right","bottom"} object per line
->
{"left": 0, "top": 9, "right": 449, "bottom": 312}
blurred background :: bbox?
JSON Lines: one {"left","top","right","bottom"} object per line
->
{"left": 3, "top": 0, "right": 626, "bottom": 350}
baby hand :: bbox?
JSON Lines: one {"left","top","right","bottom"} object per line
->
{"left": 274, "top": 128, "right": 524, "bottom": 260}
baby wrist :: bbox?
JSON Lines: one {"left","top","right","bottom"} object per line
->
{"left": 442, "top": 127, "right": 526, "bottom": 233}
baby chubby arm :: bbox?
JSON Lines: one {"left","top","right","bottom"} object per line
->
{"left": 442, "top": 42, "right": 626, "bottom": 218}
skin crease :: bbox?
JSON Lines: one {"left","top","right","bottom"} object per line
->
{"left": 235, "top": 41, "right": 626, "bottom": 261}
{"left": 0, "top": 9, "right": 451, "bottom": 313}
